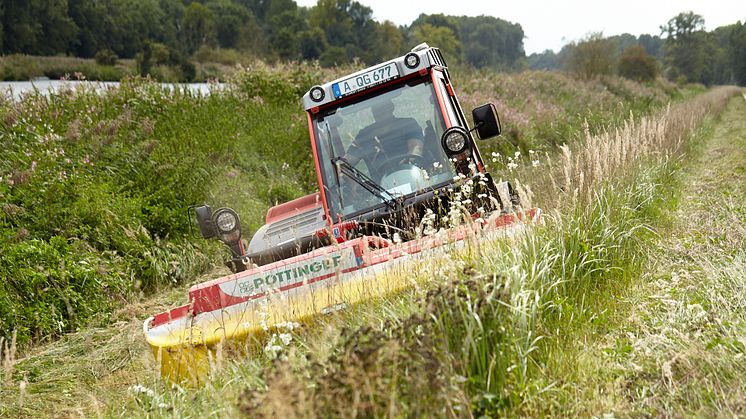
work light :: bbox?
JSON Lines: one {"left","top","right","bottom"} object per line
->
{"left": 441, "top": 127, "right": 469, "bottom": 156}
{"left": 215, "top": 210, "right": 238, "bottom": 234}
{"left": 310, "top": 86, "right": 325, "bottom": 102}
{"left": 404, "top": 53, "right": 420, "bottom": 69}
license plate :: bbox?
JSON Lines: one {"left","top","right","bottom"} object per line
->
{"left": 332, "top": 62, "right": 399, "bottom": 98}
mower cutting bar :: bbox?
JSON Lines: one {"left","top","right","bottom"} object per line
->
{"left": 144, "top": 208, "right": 539, "bottom": 381}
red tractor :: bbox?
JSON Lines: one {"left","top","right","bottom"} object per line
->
{"left": 144, "top": 44, "right": 539, "bottom": 381}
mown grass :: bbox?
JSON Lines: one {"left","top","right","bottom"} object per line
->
{"left": 567, "top": 93, "right": 746, "bottom": 416}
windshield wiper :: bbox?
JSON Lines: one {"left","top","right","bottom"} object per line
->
{"left": 332, "top": 157, "right": 399, "bottom": 211}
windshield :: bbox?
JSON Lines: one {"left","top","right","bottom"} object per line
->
{"left": 313, "top": 78, "right": 457, "bottom": 218}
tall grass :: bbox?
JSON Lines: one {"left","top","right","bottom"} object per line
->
{"left": 0, "top": 63, "right": 735, "bottom": 415}
{"left": 454, "top": 68, "right": 679, "bottom": 156}
{"left": 0, "top": 65, "right": 683, "bottom": 347}
{"left": 0, "top": 66, "right": 321, "bottom": 344}
{"left": 221, "top": 87, "right": 742, "bottom": 417}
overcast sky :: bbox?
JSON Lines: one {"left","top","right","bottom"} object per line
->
{"left": 295, "top": 0, "right": 746, "bottom": 54}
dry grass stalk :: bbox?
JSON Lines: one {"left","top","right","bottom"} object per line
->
{"left": 2, "top": 330, "right": 17, "bottom": 385}
{"left": 530, "top": 87, "right": 741, "bottom": 210}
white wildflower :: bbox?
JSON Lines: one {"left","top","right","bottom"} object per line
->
{"left": 129, "top": 384, "right": 156, "bottom": 398}
{"left": 279, "top": 333, "right": 292, "bottom": 346}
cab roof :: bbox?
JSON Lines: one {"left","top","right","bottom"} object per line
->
{"left": 302, "top": 44, "right": 447, "bottom": 111}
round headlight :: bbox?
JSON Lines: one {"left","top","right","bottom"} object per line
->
{"left": 310, "top": 86, "right": 325, "bottom": 102}
{"left": 404, "top": 53, "right": 420, "bottom": 69}
{"left": 442, "top": 127, "right": 468, "bottom": 155}
{"left": 214, "top": 208, "right": 239, "bottom": 234}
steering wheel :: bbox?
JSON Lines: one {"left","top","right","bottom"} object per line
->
{"left": 377, "top": 153, "right": 428, "bottom": 173}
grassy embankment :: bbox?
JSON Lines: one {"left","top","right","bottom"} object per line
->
{"left": 554, "top": 94, "right": 746, "bottom": 416}
{"left": 92, "top": 86, "right": 735, "bottom": 418}
{"left": 84, "top": 86, "right": 738, "bottom": 419}
{"left": 0, "top": 55, "right": 137, "bottom": 82}
{"left": 0, "top": 63, "right": 720, "bottom": 416}
{"left": 1, "top": 50, "right": 275, "bottom": 82}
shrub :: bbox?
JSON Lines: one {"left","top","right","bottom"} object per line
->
{"left": 564, "top": 33, "right": 616, "bottom": 79}
{"left": 94, "top": 49, "right": 118, "bottom": 66}
{"left": 618, "top": 45, "right": 659, "bottom": 82}
{"left": 192, "top": 46, "right": 244, "bottom": 65}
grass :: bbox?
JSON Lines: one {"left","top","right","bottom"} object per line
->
{"left": 0, "top": 67, "right": 320, "bottom": 345}
{"left": 0, "top": 63, "right": 684, "bottom": 347}
{"left": 0, "top": 55, "right": 137, "bottom": 82}
{"left": 0, "top": 59, "right": 740, "bottom": 416}
{"left": 556, "top": 92, "right": 746, "bottom": 416}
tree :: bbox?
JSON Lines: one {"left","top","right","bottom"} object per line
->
{"left": 206, "top": 0, "right": 252, "bottom": 49}
{"left": 731, "top": 22, "right": 746, "bottom": 85}
{"left": 527, "top": 50, "right": 559, "bottom": 70}
{"left": 181, "top": 2, "right": 217, "bottom": 55}
{"left": 309, "top": 0, "right": 376, "bottom": 64}
{"left": 618, "top": 45, "right": 659, "bottom": 81}
{"left": 411, "top": 23, "right": 461, "bottom": 63}
{"left": 1, "top": 0, "right": 38, "bottom": 53}
{"left": 267, "top": 10, "right": 305, "bottom": 59}
{"left": 299, "top": 27, "right": 326, "bottom": 60}
{"left": 565, "top": 33, "right": 615, "bottom": 79}
{"left": 660, "top": 11, "right": 708, "bottom": 83}
{"left": 459, "top": 16, "right": 525, "bottom": 70}
{"left": 638, "top": 34, "right": 664, "bottom": 59}
{"left": 370, "top": 21, "right": 403, "bottom": 62}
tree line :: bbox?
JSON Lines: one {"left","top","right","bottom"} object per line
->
{"left": 1, "top": 3, "right": 744, "bottom": 86}
{"left": 528, "top": 12, "right": 746, "bottom": 86}
{"left": 0, "top": 0, "right": 525, "bottom": 70}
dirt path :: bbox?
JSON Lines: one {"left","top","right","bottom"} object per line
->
{"left": 580, "top": 94, "right": 746, "bottom": 416}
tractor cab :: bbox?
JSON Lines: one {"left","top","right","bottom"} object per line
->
{"left": 305, "top": 45, "right": 505, "bottom": 232}
{"left": 193, "top": 44, "right": 513, "bottom": 271}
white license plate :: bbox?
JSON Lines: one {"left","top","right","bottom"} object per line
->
{"left": 332, "top": 62, "right": 399, "bottom": 98}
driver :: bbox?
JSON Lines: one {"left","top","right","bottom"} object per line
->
{"left": 342, "top": 98, "right": 424, "bottom": 182}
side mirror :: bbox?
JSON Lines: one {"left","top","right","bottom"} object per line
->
{"left": 191, "top": 204, "right": 244, "bottom": 253}
{"left": 193, "top": 204, "right": 217, "bottom": 239}
{"left": 471, "top": 103, "right": 501, "bottom": 139}
{"left": 190, "top": 205, "right": 247, "bottom": 273}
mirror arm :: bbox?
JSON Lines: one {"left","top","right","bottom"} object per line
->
{"left": 468, "top": 121, "right": 484, "bottom": 134}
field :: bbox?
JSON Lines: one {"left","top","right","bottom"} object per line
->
{"left": 0, "top": 62, "right": 743, "bottom": 417}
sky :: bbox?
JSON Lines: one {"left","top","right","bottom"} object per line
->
{"left": 294, "top": 0, "right": 746, "bottom": 54}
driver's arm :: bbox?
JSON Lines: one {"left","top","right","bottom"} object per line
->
{"left": 407, "top": 137, "right": 424, "bottom": 157}
{"left": 342, "top": 133, "right": 368, "bottom": 167}
{"left": 342, "top": 144, "right": 362, "bottom": 167}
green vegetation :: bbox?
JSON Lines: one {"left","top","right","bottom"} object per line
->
{"left": 529, "top": 13, "right": 746, "bottom": 86}
{"left": 0, "top": 60, "right": 685, "bottom": 346}
{"left": 1, "top": 83, "right": 737, "bottom": 417}
{"left": 0, "top": 54, "right": 136, "bottom": 82}
{"left": 5, "top": 2, "right": 742, "bottom": 87}
{"left": 0, "top": 65, "right": 326, "bottom": 344}
{"left": 617, "top": 45, "right": 659, "bottom": 82}
{"left": 0, "top": 0, "right": 524, "bottom": 75}
{"left": 455, "top": 68, "right": 679, "bottom": 158}
{"left": 0, "top": 45, "right": 742, "bottom": 415}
